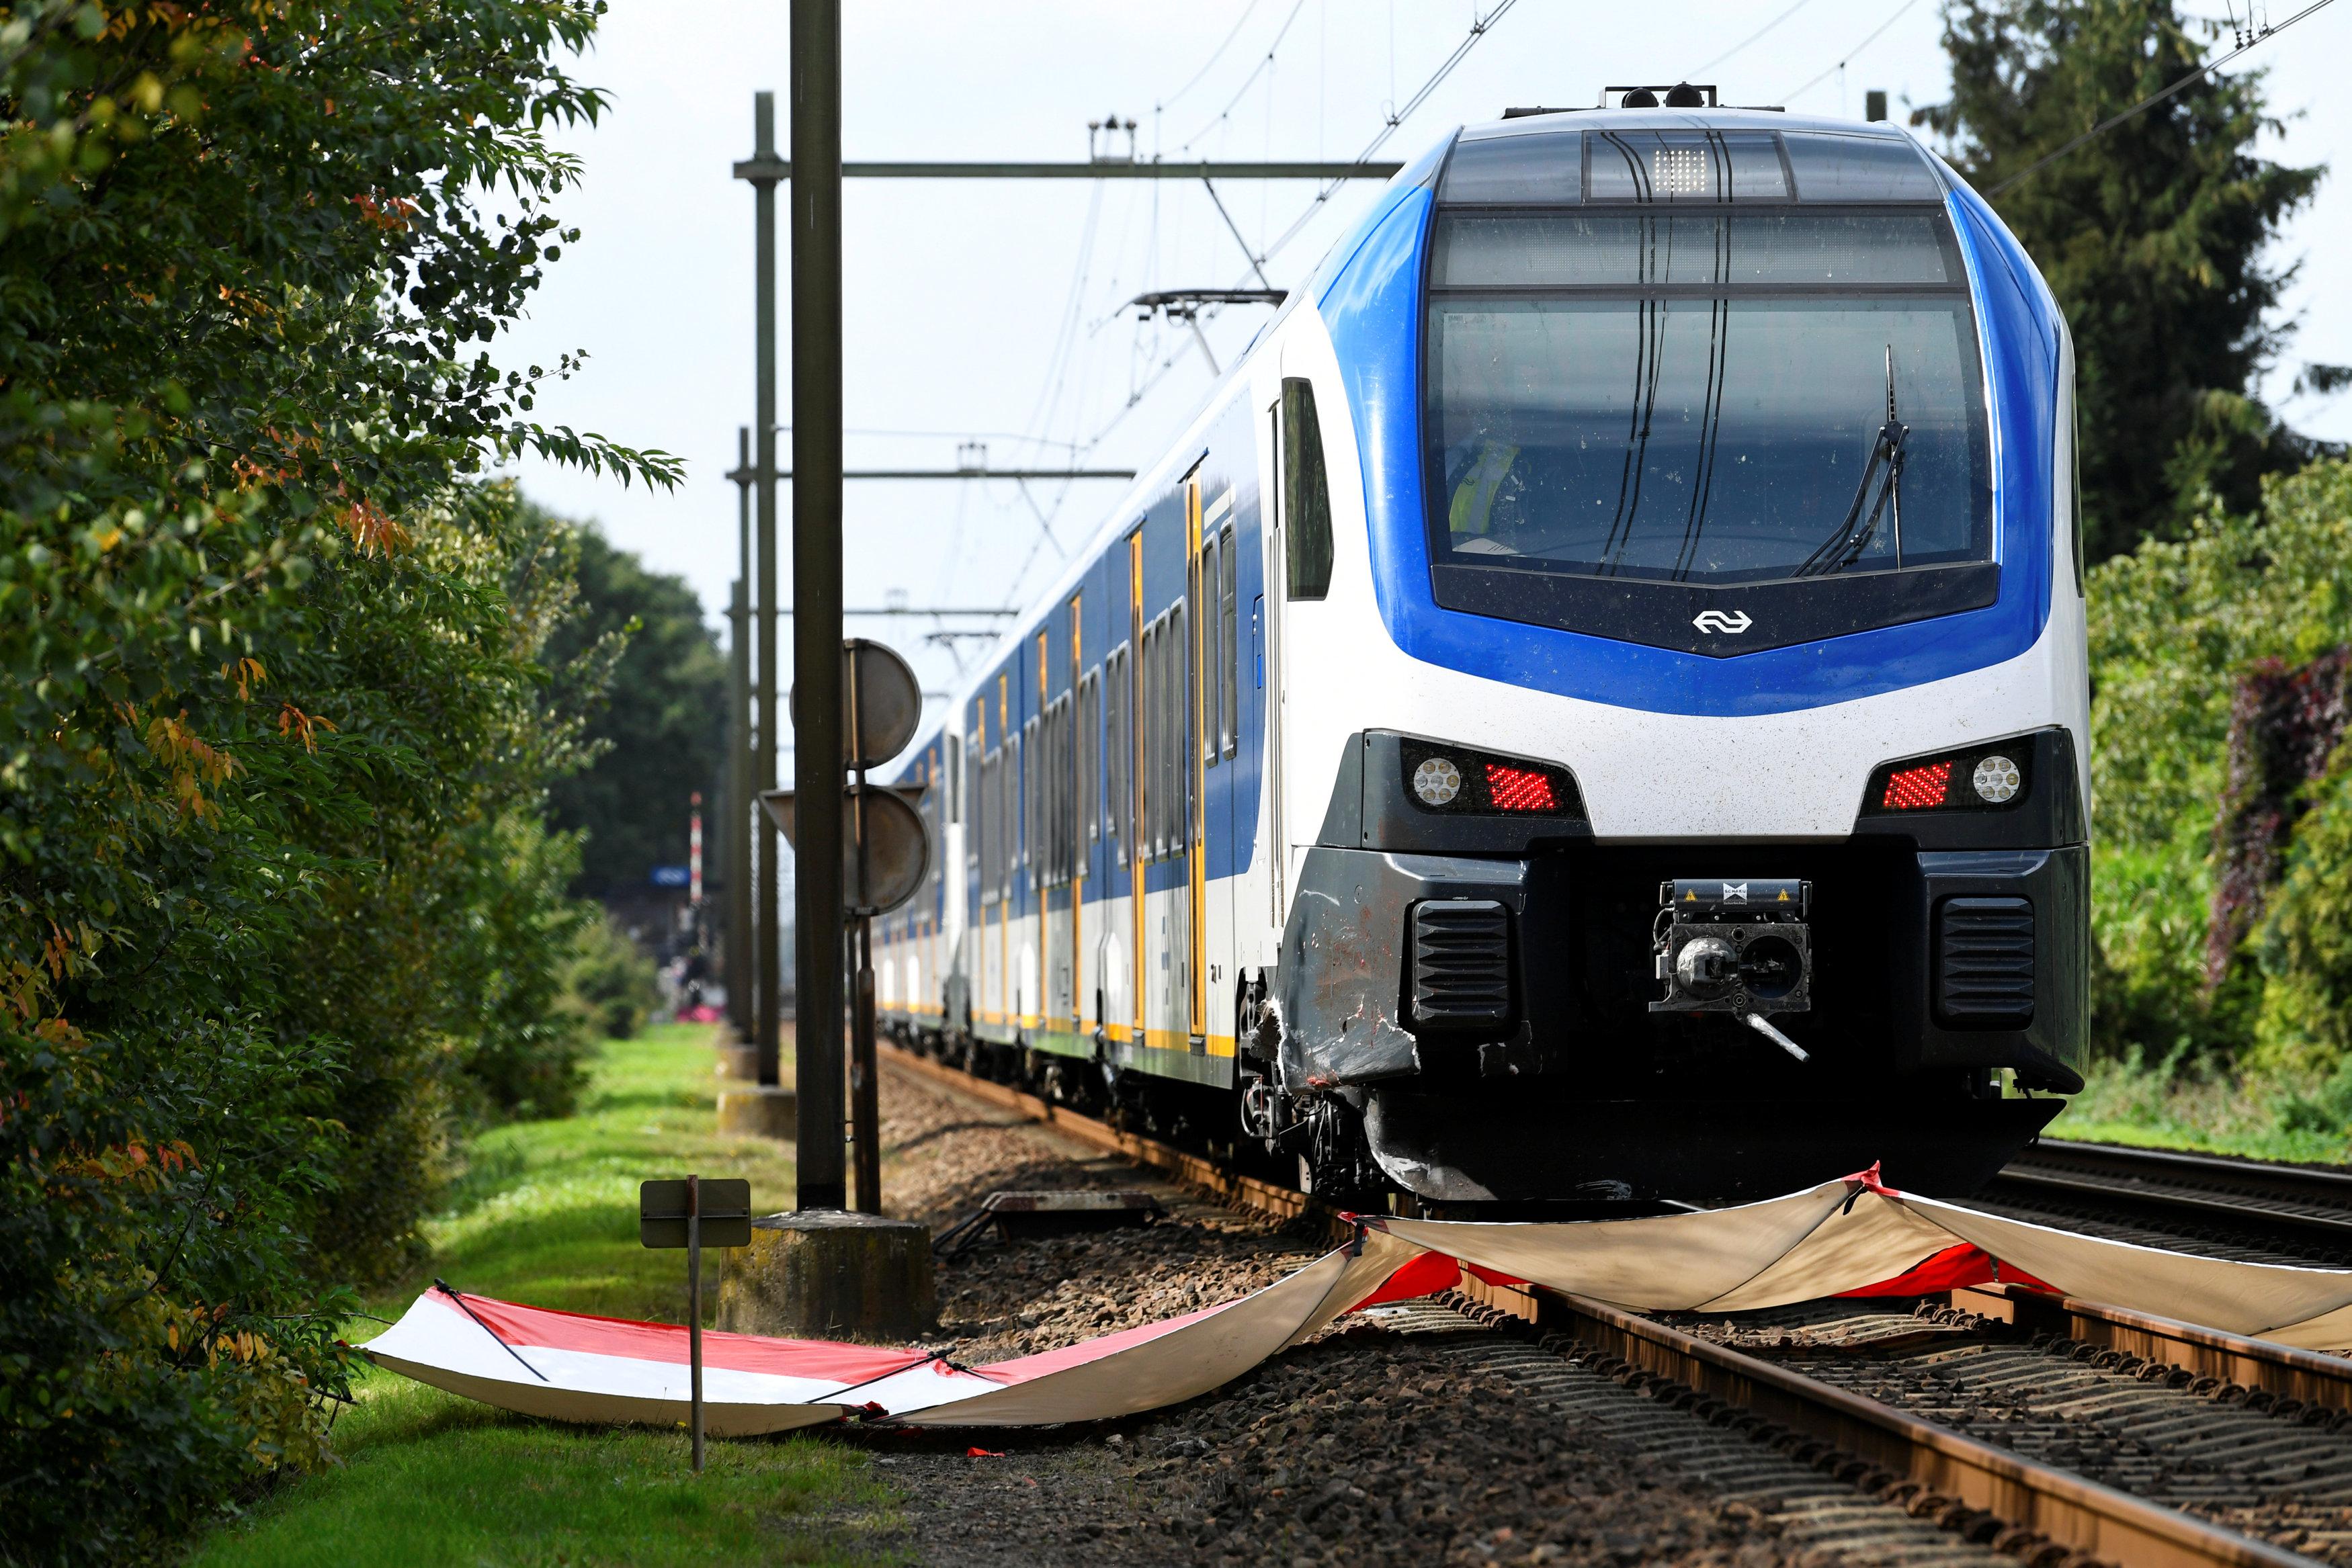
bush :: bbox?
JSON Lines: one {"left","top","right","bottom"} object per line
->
{"left": 2085, "top": 458, "right": 2352, "bottom": 1064}
{"left": 564, "top": 913, "right": 665, "bottom": 1043}
{"left": 0, "top": 4, "right": 675, "bottom": 1560}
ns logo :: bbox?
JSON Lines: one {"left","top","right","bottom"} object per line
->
{"left": 1691, "top": 609, "right": 1753, "bottom": 634}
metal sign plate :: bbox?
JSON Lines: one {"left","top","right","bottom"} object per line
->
{"left": 790, "top": 639, "right": 921, "bottom": 769}
{"left": 757, "top": 784, "right": 933, "bottom": 916}
{"left": 638, "top": 1178, "right": 754, "bottom": 1250}
{"left": 845, "top": 784, "right": 929, "bottom": 914}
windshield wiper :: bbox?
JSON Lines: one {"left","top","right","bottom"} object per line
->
{"left": 1795, "top": 347, "right": 1908, "bottom": 578}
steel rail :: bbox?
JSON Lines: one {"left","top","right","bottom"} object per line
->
{"left": 1998, "top": 1139, "right": 2352, "bottom": 1239}
{"left": 1544, "top": 1290, "right": 2317, "bottom": 1568}
{"left": 1954, "top": 1281, "right": 2352, "bottom": 1414}
{"left": 877, "top": 1043, "right": 1325, "bottom": 1229}
{"left": 882, "top": 1043, "right": 2339, "bottom": 1564}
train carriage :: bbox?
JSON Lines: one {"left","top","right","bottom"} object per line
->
{"left": 876, "top": 97, "right": 2088, "bottom": 1209}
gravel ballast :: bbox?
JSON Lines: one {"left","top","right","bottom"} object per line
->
{"left": 845, "top": 1065, "right": 1908, "bottom": 1567}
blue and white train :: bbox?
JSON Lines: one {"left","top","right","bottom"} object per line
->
{"left": 876, "top": 97, "right": 2089, "bottom": 1207}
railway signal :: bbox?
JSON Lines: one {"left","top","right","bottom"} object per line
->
{"left": 763, "top": 638, "right": 929, "bottom": 1215}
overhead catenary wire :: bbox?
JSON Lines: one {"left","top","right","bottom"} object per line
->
{"left": 1695, "top": 0, "right": 1820, "bottom": 76}
{"left": 1155, "top": 0, "right": 1269, "bottom": 122}
{"left": 1175, "top": 0, "right": 1311, "bottom": 154}
{"left": 1257, "top": 0, "right": 1520, "bottom": 269}
{"left": 1783, "top": 0, "right": 1922, "bottom": 103}
{"left": 1986, "top": 0, "right": 2337, "bottom": 197}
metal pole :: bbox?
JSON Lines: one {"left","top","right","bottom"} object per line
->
{"left": 724, "top": 577, "right": 753, "bottom": 1041}
{"left": 790, "top": 2, "right": 847, "bottom": 1211}
{"left": 849, "top": 654, "right": 880, "bottom": 1212}
{"left": 687, "top": 1172, "right": 704, "bottom": 1473}
{"left": 852, "top": 914, "right": 879, "bottom": 1211}
{"left": 724, "top": 427, "right": 757, "bottom": 1045}
{"left": 744, "top": 99, "right": 786, "bottom": 1092}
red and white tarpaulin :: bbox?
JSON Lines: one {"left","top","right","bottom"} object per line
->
{"left": 366, "top": 1170, "right": 2352, "bottom": 1432}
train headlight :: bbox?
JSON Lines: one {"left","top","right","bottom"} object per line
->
{"left": 1398, "top": 738, "right": 1585, "bottom": 820}
{"left": 1413, "top": 756, "right": 1463, "bottom": 806}
{"left": 1863, "top": 740, "right": 2032, "bottom": 815}
{"left": 1971, "top": 754, "right": 2021, "bottom": 803}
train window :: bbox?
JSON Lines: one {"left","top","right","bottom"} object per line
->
{"left": 1107, "top": 644, "right": 1130, "bottom": 866}
{"left": 1074, "top": 681, "right": 1091, "bottom": 864}
{"left": 1281, "top": 378, "right": 1333, "bottom": 601}
{"left": 1048, "top": 693, "right": 1073, "bottom": 886}
{"left": 962, "top": 734, "right": 978, "bottom": 851}
{"left": 1009, "top": 732, "right": 1024, "bottom": 898}
{"left": 1783, "top": 132, "right": 1943, "bottom": 202}
{"left": 1129, "top": 620, "right": 1148, "bottom": 860}
{"left": 979, "top": 745, "right": 1001, "bottom": 899}
{"left": 1201, "top": 532, "right": 1222, "bottom": 769}
{"left": 1425, "top": 187, "right": 1990, "bottom": 610}
{"left": 1433, "top": 210, "right": 1958, "bottom": 289}
{"left": 1166, "top": 603, "right": 1189, "bottom": 852}
{"left": 1218, "top": 525, "right": 1238, "bottom": 757}
{"left": 1021, "top": 717, "right": 1038, "bottom": 891}
{"left": 1439, "top": 128, "right": 1582, "bottom": 205}
{"left": 1587, "top": 130, "right": 1787, "bottom": 203}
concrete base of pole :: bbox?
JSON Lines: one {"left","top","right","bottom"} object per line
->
{"left": 715, "top": 1210, "right": 935, "bottom": 1342}
{"left": 715, "top": 1084, "right": 798, "bottom": 1139}
{"left": 716, "top": 1041, "right": 760, "bottom": 1081}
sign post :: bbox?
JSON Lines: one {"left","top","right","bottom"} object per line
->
{"left": 638, "top": 1176, "right": 753, "bottom": 1471}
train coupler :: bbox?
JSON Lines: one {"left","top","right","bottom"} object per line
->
{"left": 1649, "top": 878, "right": 1814, "bottom": 1045}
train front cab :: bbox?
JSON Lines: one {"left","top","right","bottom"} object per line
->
{"left": 1265, "top": 111, "right": 2090, "bottom": 1207}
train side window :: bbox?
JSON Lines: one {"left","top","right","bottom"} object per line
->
{"left": 979, "top": 745, "right": 1000, "bottom": 898}
{"left": 1218, "top": 524, "right": 1238, "bottom": 756}
{"left": 1050, "top": 693, "right": 1073, "bottom": 885}
{"left": 1167, "top": 602, "right": 1189, "bottom": 850}
{"left": 1077, "top": 670, "right": 1098, "bottom": 844}
{"left": 1137, "top": 620, "right": 1156, "bottom": 860}
{"left": 1106, "top": 644, "right": 1130, "bottom": 866}
{"left": 963, "top": 734, "right": 979, "bottom": 855}
{"left": 1202, "top": 532, "right": 1222, "bottom": 769}
{"left": 1282, "top": 377, "right": 1333, "bottom": 601}
{"left": 1149, "top": 616, "right": 1165, "bottom": 857}
{"left": 1019, "top": 717, "right": 1038, "bottom": 891}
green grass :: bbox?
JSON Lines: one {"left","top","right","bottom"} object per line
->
{"left": 193, "top": 1023, "right": 901, "bottom": 1568}
{"left": 2047, "top": 1051, "right": 2352, "bottom": 1166}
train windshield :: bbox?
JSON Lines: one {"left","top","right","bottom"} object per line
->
{"left": 1423, "top": 208, "right": 1993, "bottom": 636}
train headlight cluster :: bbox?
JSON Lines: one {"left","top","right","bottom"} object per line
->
{"left": 1972, "top": 754, "right": 2021, "bottom": 803}
{"left": 1412, "top": 756, "right": 1463, "bottom": 806}
{"left": 1863, "top": 743, "right": 2030, "bottom": 814}
{"left": 1400, "top": 739, "right": 1584, "bottom": 819}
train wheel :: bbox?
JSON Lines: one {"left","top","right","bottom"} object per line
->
{"left": 1299, "top": 1096, "right": 1386, "bottom": 1209}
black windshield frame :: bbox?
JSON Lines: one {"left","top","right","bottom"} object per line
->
{"left": 1419, "top": 202, "right": 1997, "bottom": 656}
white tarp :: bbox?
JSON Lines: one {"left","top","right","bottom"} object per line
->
{"left": 367, "top": 1170, "right": 2352, "bottom": 1430}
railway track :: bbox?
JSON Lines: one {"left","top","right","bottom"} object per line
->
{"left": 1990, "top": 1142, "right": 2352, "bottom": 1267}
{"left": 880, "top": 1043, "right": 2352, "bottom": 1567}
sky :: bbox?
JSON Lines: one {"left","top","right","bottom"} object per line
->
{"left": 493, "top": 0, "right": 2352, "bottom": 752}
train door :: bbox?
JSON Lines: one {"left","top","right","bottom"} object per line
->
{"left": 1066, "top": 595, "right": 1085, "bottom": 1045}
{"left": 1185, "top": 475, "right": 1212, "bottom": 1047}
{"left": 1266, "top": 376, "right": 1333, "bottom": 941}
{"left": 1199, "top": 484, "right": 1238, "bottom": 1052}
{"left": 1261, "top": 396, "right": 1288, "bottom": 939}
{"left": 1126, "top": 528, "right": 1147, "bottom": 1049}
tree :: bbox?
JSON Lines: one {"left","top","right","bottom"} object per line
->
{"left": 0, "top": 3, "right": 673, "bottom": 1559}
{"left": 1915, "top": 0, "right": 2339, "bottom": 561}
{"left": 542, "top": 521, "right": 728, "bottom": 900}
